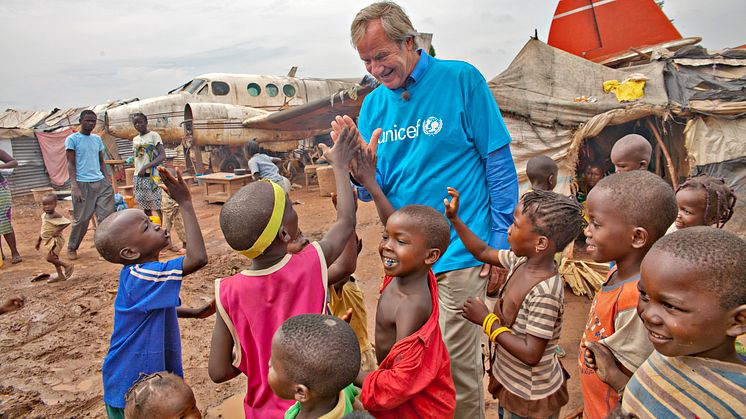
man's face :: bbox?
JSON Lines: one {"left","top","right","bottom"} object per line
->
{"left": 355, "top": 19, "right": 417, "bottom": 90}
{"left": 80, "top": 114, "right": 97, "bottom": 134}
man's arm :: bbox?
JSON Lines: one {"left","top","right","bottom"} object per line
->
{"left": 208, "top": 313, "right": 242, "bottom": 383}
{"left": 98, "top": 151, "right": 109, "bottom": 182}
{"left": 485, "top": 145, "right": 518, "bottom": 249}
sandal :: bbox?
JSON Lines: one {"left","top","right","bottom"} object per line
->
{"left": 47, "top": 274, "right": 65, "bottom": 283}
{"left": 64, "top": 264, "right": 75, "bottom": 280}
{"left": 31, "top": 273, "right": 51, "bottom": 282}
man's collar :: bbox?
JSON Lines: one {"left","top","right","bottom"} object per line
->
{"left": 395, "top": 48, "right": 430, "bottom": 93}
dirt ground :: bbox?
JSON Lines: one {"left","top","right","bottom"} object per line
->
{"left": 0, "top": 183, "right": 590, "bottom": 418}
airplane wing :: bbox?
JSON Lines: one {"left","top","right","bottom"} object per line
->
{"left": 242, "top": 77, "right": 378, "bottom": 131}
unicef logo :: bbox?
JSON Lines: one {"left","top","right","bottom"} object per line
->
{"left": 422, "top": 116, "right": 443, "bottom": 136}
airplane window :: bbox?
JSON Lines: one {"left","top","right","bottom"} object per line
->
{"left": 283, "top": 84, "right": 296, "bottom": 97}
{"left": 247, "top": 83, "right": 261, "bottom": 97}
{"left": 212, "top": 81, "right": 230, "bottom": 96}
{"left": 266, "top": 84, "right": 279, "bottom": 97}
{"left": 185, "top": 79, "right": 206, "bottom": 94}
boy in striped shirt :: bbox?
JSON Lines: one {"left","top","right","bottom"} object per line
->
{"left": 95, "top": 168, "right": 208, "bottom": 419}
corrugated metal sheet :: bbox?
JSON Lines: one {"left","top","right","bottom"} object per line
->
{"left": 7, "top": 136, "right": 50, "bottom": 196}
{"left": 116, "top": 138, "right": 134, "bottom": 160}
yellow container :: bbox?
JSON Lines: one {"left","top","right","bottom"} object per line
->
{"left": 149, "top": 215, "right": 161, "bottom": 225}
{"left": 123, "top": 195, "right": 135, "bottom": 209}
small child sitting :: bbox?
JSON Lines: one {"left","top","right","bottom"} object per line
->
{"left": 448, "top": 188, "right": 585, "bottom": 418}
{"left": 123, "top": 371, "right": 201, "bottom": 419}
{"left": 355, "top": 205, "right": 456, "bottom": 418}
{"left": 610, "top": 134, "right": 652, "bottom": 173}
{"left": 580, "top": 170, "right": 677, "bottom": 419}
{"left": 616, "top": 227, "right": 746, "bottom": 417}
{"left": 270, "top": 314, "right": 362, "bottom": 418}
{"left": 35, "top": 193, "right": 74, "bottom": 283}
{"left": 244, "top": 140, "right": 292, "bottom": 193}
{"left": 526, "top": 156, "right": 558, "bottom": 192}
{"left": 672, "top": 174, "right": 736, "bottom": 231}
{"left": 208, "top": 127, "right": 359, "bottom": 418}
{"left": 97, "top": 168, "right": 208, "bottom": 418}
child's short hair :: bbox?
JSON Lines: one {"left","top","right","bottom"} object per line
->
{"left": 650, "top": 226, "right": 746, "bottom": 309}
{"left": 394, "top": 205, "right": 450, "bottom": 253}
{"left": 521, "top": 189, "right": 585, "bottom": 250}
{"left": 277, "top": 314, "right": 360, "bottom": 398}
{"left": 594, "top": 170, "right": 677, "bottom": 239}
{"left": 41, "top": 192, "right": 57, "bottom": 203}
{"left": 220, "top": 181, "right": 281, "bottom": 252}
{"left": 611, "top": 134, "right": 652, "bottom": 162}
{"left": 526, "top": 156, "right": 558, "bottom": 184}
{"left": 94, "top": 211, "right": 129, "bottom": 263}
{"left": 132, "top": 112, "right": 147, "bottom": 122}
{"left": 244, "top": 140, "right": 261, "bottom": 156}
{"left": 676, "top": 175, "right": 736, "bottom": 228}
{"left": 124, "top": 371, "right": 192, "bottom": 419}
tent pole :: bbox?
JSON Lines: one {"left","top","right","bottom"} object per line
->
{"left": 646, "top": 119, "right": 678, "bottom": 189}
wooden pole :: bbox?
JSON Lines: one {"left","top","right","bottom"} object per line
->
{"left": 647, "top": 119, "right": 678, "bottom": 189}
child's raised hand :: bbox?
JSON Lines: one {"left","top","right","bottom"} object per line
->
{"left": 351, "top": 147, "right": 377, "bottom": 187}
{"left": 462, "top": 296, "right": 490, "bottom": 326}
{"left": 443, "top": 187, "right": 461, "bottom": 219}
{"left": 319, "top": 127, "right": 359, "bottom": 170}
{"left": 158, "top": 167, "right": 191, "bottom": 205}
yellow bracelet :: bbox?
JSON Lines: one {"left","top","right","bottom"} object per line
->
{"left": 482, "top": 313, "right": 497, "bottom": 333}
{"left": 490, "top": 326, "right": 511, "bottom": 342}
{"left": 484, "top": 315, "right": 499, "bottom": 336}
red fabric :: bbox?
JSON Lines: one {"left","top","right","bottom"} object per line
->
{"left": 578, "top": 267, "right": 641, "bottom": 419}
{"left": 361, "top": 270, "right": 456, "bottom": 419}
{"left": 36, "top": 129, "right": 74, "bottom": 186}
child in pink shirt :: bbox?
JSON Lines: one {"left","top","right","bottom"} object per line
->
{"left": 208, "top": 128, "right": 359, "bottom": 418}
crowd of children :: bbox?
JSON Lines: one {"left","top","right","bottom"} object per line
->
{"left": 5, "top": 111, "right": 744, "bottom": 419}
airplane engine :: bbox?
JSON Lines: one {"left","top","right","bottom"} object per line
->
{"left": 105, "top": 98, "right": 187, "bottom": 143}
{"left": 184, "top": 103, "right": 270, "bottom": 147}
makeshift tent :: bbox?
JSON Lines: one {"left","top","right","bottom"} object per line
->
{"left": 489, "top": 39, "right": 746, "bottom": 236}
{"left": 0, "top": 109, "right": 53, "bottom": 196}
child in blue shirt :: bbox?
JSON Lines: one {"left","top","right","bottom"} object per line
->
{"left": 95, "top": 167, "right": 208, "bottom": 419}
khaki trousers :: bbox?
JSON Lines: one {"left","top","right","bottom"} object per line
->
{"left": 437, "top": 265, "right": 486, "bottom": 419}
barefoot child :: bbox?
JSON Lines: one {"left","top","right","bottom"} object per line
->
{"left": 208, "top": 127, "right": 359, "bottom": 418}
{"left": 269, "top": 314, "right": 362, "bottom": 418}
{"left": 35, "top": 193, "right": 74, "bottom": 282}
{"left": 580, "top": 170, "right": 677, "bottom": 418}
{"left": 619, "top": 227, "right": 746, "bottom": 417}
{"left": 97, "top": 167, "right": 208, "bottom": 418}
{"left": 526, "top": 156, "right": 558, "bottom": 192}
{"left": 610, "top": 134, "right": 652, "bottom": 173}
{"left": 449, "top": 188, "right": 585, "bottom": 418}
{"left": 124, "top": 371, "right": 201, "bottom": 419}
{"left": 672, "top": 174, "right": 736, "bottom": 231}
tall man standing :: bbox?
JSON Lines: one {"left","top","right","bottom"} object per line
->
{"left": 334, "top": 2, "right": 518, "bottom": 417}
{"left": 65, "top": 110, "right": 115, "bottom": 260}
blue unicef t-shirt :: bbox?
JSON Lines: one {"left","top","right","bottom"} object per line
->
{"left": 65, "top": 132, "right": 105, "bottom": 182}
{"left": 102, "top": 257, "right": 184, "bottom": 408}
{"left": 358, "top": 53, "right": 512, "bottom": 274}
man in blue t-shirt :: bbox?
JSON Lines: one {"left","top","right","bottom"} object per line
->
{"left": 333, "top": 3, "right": 518, "bottom": 418}
{"left": 65, "top": 110, "right": 115, "bottom": 260}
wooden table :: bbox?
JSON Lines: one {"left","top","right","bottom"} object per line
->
{"left": 199, "top": 172, "right": 253, "bottom": 203}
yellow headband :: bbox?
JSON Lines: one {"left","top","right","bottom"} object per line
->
{"left": 236, "top": 180, "right": 286, "bottom": 259}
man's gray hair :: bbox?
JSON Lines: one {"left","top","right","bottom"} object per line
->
{"left": 351, "top": 1, "right": 418, "bottom": 50}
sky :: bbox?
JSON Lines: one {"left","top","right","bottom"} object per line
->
{"left": 0, "top": 0, "right": 743, "bottom": 110}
